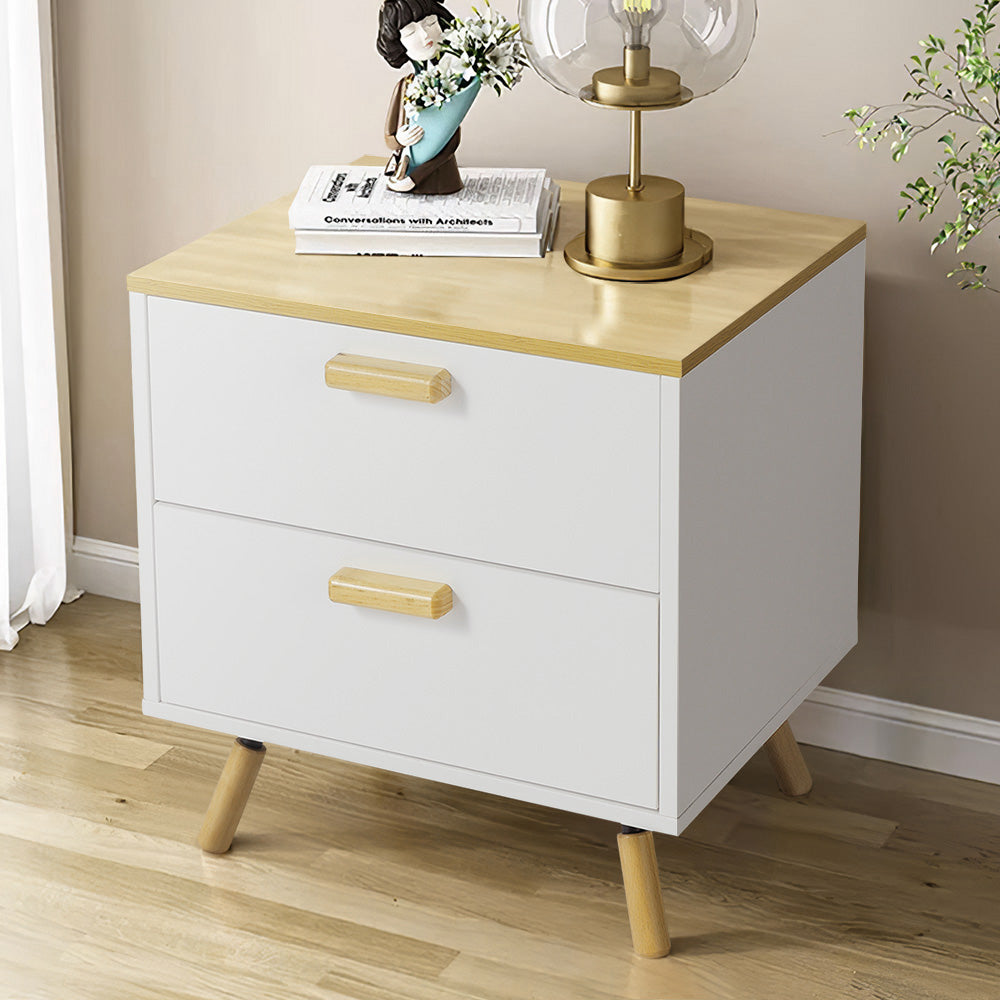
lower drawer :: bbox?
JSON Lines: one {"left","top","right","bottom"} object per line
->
{"left": 152, "top": 504, "right": 660, "bottom": 808}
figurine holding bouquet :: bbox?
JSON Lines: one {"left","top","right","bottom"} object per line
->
{"left": 377, "top": 0, "right": 527, "bottom": 194}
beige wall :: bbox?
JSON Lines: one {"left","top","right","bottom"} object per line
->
{"left": 56, "top": 1, "right": 1000, "bottom": 720}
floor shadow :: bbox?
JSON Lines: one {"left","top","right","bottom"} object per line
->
{"left": 668, "top": 928, "right": 789, "bottom": 958}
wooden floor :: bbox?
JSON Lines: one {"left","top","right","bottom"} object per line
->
{"left": 2, "top": 596, "right": 999, "bottom": 1000}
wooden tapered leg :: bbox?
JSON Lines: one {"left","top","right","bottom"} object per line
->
{"left": 617, "top": 826, "right": 671, "bottom": 959}
{"left": 198, "top": 738, "right": 266, "bottom": 854}
{"left": 765, "top": 721, "right": 813, "bottom": 797}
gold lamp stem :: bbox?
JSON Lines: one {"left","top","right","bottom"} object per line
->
{"left": 628, "top": 110, "right": 643, "bottom": 192}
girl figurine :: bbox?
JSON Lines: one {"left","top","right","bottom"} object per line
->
{"left": 377, "top": 0, "right": 463, "bottom": 195}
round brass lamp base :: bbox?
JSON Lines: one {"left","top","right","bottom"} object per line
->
{"left": 564, "top": 230, "right": 713, "bottom": 282}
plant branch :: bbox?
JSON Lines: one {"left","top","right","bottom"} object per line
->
{"left": 845, "top": 1, "right": 1000, "bottom": 293}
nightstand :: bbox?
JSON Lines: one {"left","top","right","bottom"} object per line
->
{"left": 128, "top": 177, "right": 864, "bottom": 958}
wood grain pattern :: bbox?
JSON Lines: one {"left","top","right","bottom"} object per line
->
{"left": 325, "top": 354, "right": 452, "bottom": 404}
{"left": 0, "top": 696, "right": 171, "bottom": 770}
{"left": 617, "top": 830, "right": 671, "bottom": 958}
{"left": 328, "top": 567, "right": 454, "bottom": 620}
{"left": 126, "top": 158, "right": 866, "bottom": 378}
{"left": 765, "top": 722, "right": 815, "bottom": 797}
{"left": 3, "top": 595, "right": 999, "bottom": 999}
{"left": 197, "top": 738, "right": 266, "bottom": 853}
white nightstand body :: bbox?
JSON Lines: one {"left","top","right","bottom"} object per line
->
{"left": 130, "top": 242, "right": 864, "bottom": 836}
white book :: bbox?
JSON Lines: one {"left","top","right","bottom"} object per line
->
{"left": 295, "top": 184, "right": 561, "bottom": 258}
{"left": 289, "top": 165, "right": 550, "bottom": 234}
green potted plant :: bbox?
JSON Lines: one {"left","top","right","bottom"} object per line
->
{"left": 846, "top": 0, "right": 1000, "bottom": 292}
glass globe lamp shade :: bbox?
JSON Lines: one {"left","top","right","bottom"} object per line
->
{"left": 519, "top": 0, "right": 757, "bottom": 104}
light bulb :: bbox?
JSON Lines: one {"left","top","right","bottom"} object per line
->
{"left": 608, "top": 0, "right": 666, "bottom": 49}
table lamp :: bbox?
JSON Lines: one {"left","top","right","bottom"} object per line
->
{"left": 519, "top": 0, "right": 757, "bottom": 280}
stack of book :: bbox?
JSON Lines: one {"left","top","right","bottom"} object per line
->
{"left": 289, "top": 165, "right": 560, "bottom": 258}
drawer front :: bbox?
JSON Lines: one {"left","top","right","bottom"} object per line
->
{"left": 146, "top": 297, "right": 660, "bottom": 592}
{"left": 153, "top": 504, "right": 660, "bottom": 809}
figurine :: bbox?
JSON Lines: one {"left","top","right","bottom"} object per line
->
{"left": 377, "top": 0, "right": 463, "bottom": 195}
{"left": 377, "top": 0, "right": 527, "bottom": 196}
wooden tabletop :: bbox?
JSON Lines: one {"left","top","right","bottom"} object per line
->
{"left": 128, "top": 166, "right": 865, "bottom": 378}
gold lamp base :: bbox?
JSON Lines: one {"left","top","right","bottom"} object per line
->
{"left": 564, "top": 230, "right": 713, "bottom": 281}
{"left": 563, "top": 48, "right": 714, "bottom": 283}
{"left": 565, "top": 173, "right": 713, "bottom": 282}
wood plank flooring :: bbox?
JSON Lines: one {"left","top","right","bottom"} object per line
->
{"left": 1, "top": 595, "right": 998, "bottom": 999}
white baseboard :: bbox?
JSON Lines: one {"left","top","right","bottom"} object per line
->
{"left": 792, "top": 686, "right": 1000, "bottom": 787}
{"left": 66, "top": 534, "right": 1000, "bottom": 789}
{"left": 70, "top": 536, "right": 139, "bottom": 603}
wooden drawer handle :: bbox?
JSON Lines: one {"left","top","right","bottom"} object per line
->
{"left": 325, "top": 354, "right": 452, "bottom": 404}
{"left": 328, "top": 568, "right": 453, "bottom": 620}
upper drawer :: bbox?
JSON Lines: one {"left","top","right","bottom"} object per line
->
{"left": 145, "top": 297, "right": 660, "bottom": 591}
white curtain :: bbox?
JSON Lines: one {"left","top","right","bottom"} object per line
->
{"left": 0, "top": 0, "right": 73, "bottom": 650}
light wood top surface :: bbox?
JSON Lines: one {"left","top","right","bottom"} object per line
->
{"left": 128, "top": 160, "right": 865, "bottom": 377}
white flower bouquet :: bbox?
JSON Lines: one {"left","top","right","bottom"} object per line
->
{"left": 403, "top": 2, "right": 527, "bottom": 118}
